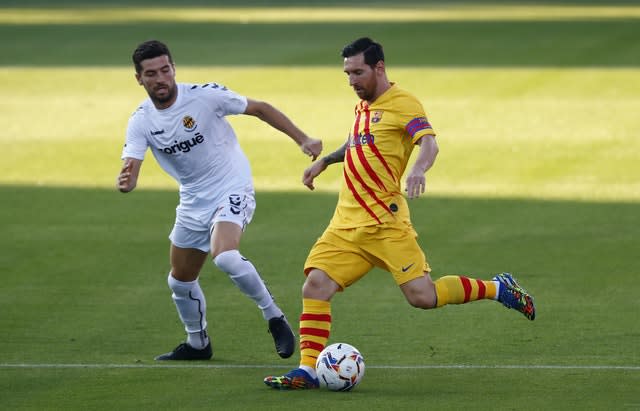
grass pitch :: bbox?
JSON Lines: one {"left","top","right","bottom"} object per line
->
{"left": 1, "top": 187, "right": 638, "bottom": 410}
{"left": 1, "top": 1, "right": 639, "bottom": 410}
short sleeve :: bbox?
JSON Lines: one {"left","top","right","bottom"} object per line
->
{"left": 396, "top": 95, "right": 436, "bottom": 144}
{"left": 199, "top": 84, "right": 248, "bottom": 117}
{"left": 121, "top": 110, "right": 149, "bottom": 160}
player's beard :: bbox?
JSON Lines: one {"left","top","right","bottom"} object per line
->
{"left": 150, "top": 83, "right": 177, "bottom": 107}
{"left": 355, "top": 87, "right": 372, "bottom": 101}
{"left": 354, "top": 77, "right": 377, "bottom": 102}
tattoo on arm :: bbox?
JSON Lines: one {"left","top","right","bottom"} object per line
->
{"left": 322, "top": 142, "right": 348, "bottom": 166}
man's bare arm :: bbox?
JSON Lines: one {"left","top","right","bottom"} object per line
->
{"left": 405, "top": 135, "right": 439, "bottom": 199}
{"left": 321, "top": 141, "right": 348, "bottom": 167}
{"left": 303, "top": 141, "right": 348, "bottom": 190}
{"left": 116, "top": 158, "right": 143, "bottom": 193}
{"left": 244, "top": 98, "right": 322, "bottom": 160}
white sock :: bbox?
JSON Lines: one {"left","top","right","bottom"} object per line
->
{"left": 493, "top": 280, "right": 501, "bottom": 300}
{"left": 214, "top": 250, "right": 283, "bottom": 320}
{"left": 187, "top": 331, "right": 209, "bottom": 350}
{"left": 167, "top": 274, "right": 210, "bottom": 349}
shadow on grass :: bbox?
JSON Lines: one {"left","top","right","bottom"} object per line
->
{"left": 1, "top": 184, "right": 637, "bottom": 283}
{"left": 1, "top": 18, "right": 639, "bottom": 67}
{"left": 1, "top": 184, "right": 638, "bottom": 411}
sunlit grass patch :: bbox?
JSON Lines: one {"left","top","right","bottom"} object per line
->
{"left": 1, "top": 66, "right": 638, "bottom": 202}
{"left": 2, "top": 5, "right": 640, "bottom": 25}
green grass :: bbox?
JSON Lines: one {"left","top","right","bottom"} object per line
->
{"left": 2, "top": 19, "right": 640, "bottom": 67}
{"left": 1, "top": 187, "right": 639, "bottom": 410}
{"left": 2, "top": 368, "right": 638, "bottom": 410}
{"left": 2, "top": 2, "right": 640, "bottom": 68}
{"left": 1, "top": 1, "right": 639, "bottom": 410}
{"left": 4, "top": 0, "right": 640, "bottom": 6}
{"left": 1, "top": 66, "right": 639, "bottom": 201}
{"left": 4, "top": 5, "right": 640, "bottom": 25}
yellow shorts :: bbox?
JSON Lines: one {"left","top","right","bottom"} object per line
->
{"left": 304, "top": 222, "right": 431, "bottom": 289}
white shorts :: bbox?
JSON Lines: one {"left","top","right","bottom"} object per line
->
{"left": 169, "top": 193, "right": 256, "bottom": 252}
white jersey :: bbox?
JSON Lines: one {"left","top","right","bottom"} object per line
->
{"left": 122, "top": 82, "right": 253, "bottom": 230}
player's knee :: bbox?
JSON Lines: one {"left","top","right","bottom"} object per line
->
{"left": 210, "top": 244, "right": 236, "bottom": 259}
{"left": 401, "top": 275, "right": 437, "bottom": 309}
{"left": 406, "top": 292, "right": 437, "bottom": 309}
{"left": 213, "top": 249, "right": 242, "bottom": 273}
{"left": 169, "top": 267, "right": 200, "bottom": 282}
{"left": 303, "top": 269, "right": 339, "bottom": 300}
{"left": 210, "top": 221, "right": 242, "bottom": 258}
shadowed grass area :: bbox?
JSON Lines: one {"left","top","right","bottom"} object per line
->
{"left": 0, "top": 185, "right": 638, "bottom": 409}
{"left": 2, "top": 367, "right": 638, "bottom": 410}
{"left": 2, "top": 2, "right": 640, "bottom": 67}
{"left": 2, "top": 19, "right": 640, "bottom": 67}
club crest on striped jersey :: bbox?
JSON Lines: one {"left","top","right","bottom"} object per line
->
{"left": 182, "top": 115, "right": 197, "bottom": 132}
{"left": 371, "top": 111, "right": 384, "bottom": 123}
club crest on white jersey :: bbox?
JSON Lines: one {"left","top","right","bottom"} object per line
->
{"left": 182, "top": 115, "right": 197, "bottom": 132}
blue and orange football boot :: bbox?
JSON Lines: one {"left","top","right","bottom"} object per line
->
{"left": 264, "top": 368, "right": 319, "bottom": 390}
{"left": 494, "top": 272, "right": 536, "bottom": 321}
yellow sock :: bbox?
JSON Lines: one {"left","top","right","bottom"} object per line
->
{"left": 299, "top": 298, "right": 331, "bottom": 369}
{"left": 434, "top": 275, "right": 497, "bottom": 307}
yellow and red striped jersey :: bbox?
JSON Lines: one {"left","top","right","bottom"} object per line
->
{"left": 329, "top": 84, "right": 436, "bottom": 228}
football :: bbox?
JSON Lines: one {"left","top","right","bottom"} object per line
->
{"left": 315, "top": 343, "right": 365, "bottom": 391}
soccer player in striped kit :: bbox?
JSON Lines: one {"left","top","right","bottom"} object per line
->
{"left": 264, "top": 37, "right": 535, "bottom": 389}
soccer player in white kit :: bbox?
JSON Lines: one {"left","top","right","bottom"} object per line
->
{"left": 116, "top": 40, "right": 322, "bottom": 360}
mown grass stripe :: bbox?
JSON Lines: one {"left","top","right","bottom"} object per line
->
{"left": 2, "top": 6, "right": 640, "bottom": 25}
{"left": 1, "top": 363, "right": 638, "bottom": 370}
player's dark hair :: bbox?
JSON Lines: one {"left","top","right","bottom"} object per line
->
{"left": 132, "top": 40, "right": 173, "bottom": 73}
{"left": 341, "top": 37, "right": 384, "bottom": 67}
